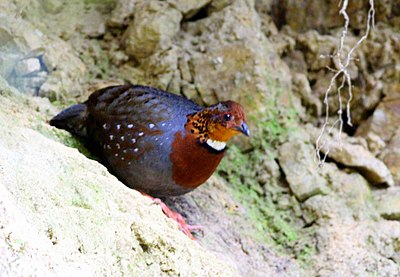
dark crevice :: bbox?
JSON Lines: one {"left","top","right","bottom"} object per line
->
{"left": 341, "top": 113, "right": 357, "bottom": 136}
{"left": 139, "top": 242, "right": 149, "bottom": 252}
{"left": 275, "top": 158, "right": 293, "bottom": 191}
{"left": 302, "top": 219, "right": 317, "bottom": 228}
{"left": 184, "top": 6, "right": 209, "bottom": 22}
{"left": 270, "top": 0, "right": 287, "bottom": 30}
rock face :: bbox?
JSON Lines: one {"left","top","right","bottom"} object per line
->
{"left": 375, "top": 187, "right": 400, "bottom": 220}
{"left": 179, "top": 0, "right": 292, "bottom": 117}
{"left": 0, "top": 10, "right": 86, "bottom": 100}
{"left": 1, "top": 0, "right": 400, "bottom": 276}
{"left": 357, "top": 98, "right": 400, "bottom": 143}
{"left": 278, "top": 129, "right": 400, "bottom": 275}
{"left": 357, "top": 98, "right": 400, "bottom": 185}
{"left": 167, "top": 0, "right": 211, "bottom": 19}
{"left": 312, "top": 221, "right": 400, "bottom": 276}
{"left": 380, "top": 129, "right": 400, "bottom": 186}
{"left": 123, "top": 2, "right": 182, "bottom": 60}
{"left": 278, "top": 141, "right": 329, "bottom": 201}
{"left": 322, "top": 141, "right": 394, "bottom": 187}
{"left": 0, "top": 81, "right": 235, "bottom": 276}
{"left": 273, "top": 0, "right": 400, "bottom": 31}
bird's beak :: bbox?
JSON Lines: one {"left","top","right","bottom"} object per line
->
{"left": 236, "top": 122, "right": 250, "bottom": 137}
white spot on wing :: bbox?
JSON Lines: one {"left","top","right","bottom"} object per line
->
{"left": 149, "top": 123, "right": 155, "bottom": 129}
{"left": 127, "top": 124, "right": 133, "bottom": 129}
{"left": 121, "top": 136, "right": 125, "bottom": 141}
{"left": 131, "top": 138, "right": 136, "bottom": 143}
{"left": 138, "top": 132, "right": 144, "bottom": 136}
{"left": 109, "top": 135, "right": 114, "bottom": 140}
{"left": 134, "top": 148, "right": 139, "bottom": 152}
{"left": 116, "top": 124, "right": 121, "bottom": 130}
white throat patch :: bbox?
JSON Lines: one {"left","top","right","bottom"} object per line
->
{"left": 206, "top": 139, "right": 226, "bottom": 151}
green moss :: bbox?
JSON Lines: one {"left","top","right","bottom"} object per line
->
{"left": 79, "top": 39, "right": 114, "bottom": 81}
{"left": 220, "top": 146, "right": 316, "bottom": 268}
{"left": 31, "top": 117, "right": 95, "bottom": 160}
{"left": 251, "top": 78, "right": 299, "bottom": 149}
{"left": 219, "top": 145, "right": 303, "bottom": 247}
{"left": 219, "top": 76, "right": 315, "bottom": 267}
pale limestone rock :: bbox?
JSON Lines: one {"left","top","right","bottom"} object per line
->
{"left": 322, "top": 140, "right": 394, "bottom": 187}
{"left": 374, "top": 188, "right": 400, "bottom": 220}
{"left": 313, "top": 221, "right": 400, "bottom": 276}
{"left": 380, "top": 128, "right": 400, "bottom": 186}
{"left": 306, "top": 124, "right": 395, "bottom": 187}
{"left": 79, "top": 9, "right": 106, "bottom": 38}
{"left": 108, "top": 0, "right": 137, "bottom": 27}
{"left": 167, "top": 0, "right": 211, "bottom": 19}
{"left": 0, "top": 80, "right": 236, "bottom": 277}
{"left": 278, "top": 141, "right": 329, "bottom": 201}
{"left": 184, "top": 0, "right": 293, "bottom": 120}
{"left": 292, "top": 72, "right": 322, "bottom": 116}
{"left": 13, "top": 58, "right": 41, "bottom": 76}
{"left": 124, "top": 2, "right": 182, "bottom": 60}
{"left": 357, "top": 98, "right": 400, "bottom": 143}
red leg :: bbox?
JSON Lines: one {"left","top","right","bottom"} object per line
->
{"left": 142, "top": 193, "right": 203, "bottom": 240}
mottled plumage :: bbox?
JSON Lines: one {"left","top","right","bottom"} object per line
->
{"left": 50, "top": 85, "right": 249, "bottom": 197}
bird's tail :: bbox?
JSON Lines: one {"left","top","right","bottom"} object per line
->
{"left": 49, "top": 103, "right": 88, "bottom": 138}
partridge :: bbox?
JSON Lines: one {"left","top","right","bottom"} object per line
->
{"left": 50, "top": 85, "right": 250, "bottom": 236}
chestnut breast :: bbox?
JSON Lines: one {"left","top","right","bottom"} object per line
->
{"left": 85, "top": 85, "right": 223, "bottom": 197}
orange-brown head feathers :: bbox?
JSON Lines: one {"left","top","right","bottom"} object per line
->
{"left": 185, "top": 101, "right": 249, "bottom": 151}
{"left": 206, "top": 101, "right": 250, "bottom": 141}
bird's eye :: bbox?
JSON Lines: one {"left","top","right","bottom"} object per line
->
{"left": 224, "top": 114, "right": 232, "bottom": 121}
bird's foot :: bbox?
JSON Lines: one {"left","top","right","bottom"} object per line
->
{"left": 143, "top": 193, "right": 202, "bottom": 240}
{"left": 153, "top": 198, "right": 204, "bottom": 239}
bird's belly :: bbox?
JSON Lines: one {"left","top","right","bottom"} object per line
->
{"left": 106, "top": 141, "right": 192, "bottom": 197}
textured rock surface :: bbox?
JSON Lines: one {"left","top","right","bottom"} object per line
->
{"left": 277, "top": 131, "right": 400, "bottom": 276}
{"left": 167, "top": 0, "right": 211, "bottom": 19}
{"left": 108, "top": 0, "right": 137, "bottom": 27}
{"left": 272, "top": 0, "right": 400, "bottom": 31}
{"left": 164, "top": 178, "right": 301, "bottom": 277}
{"left": 278, "top": 141, "right": 329, "bottom": 201}
{"left": 0, "top": 8, "right": 86, "bottom": 99}
{"left": 380, "top": 129, "right": 400, "bottom": 186}
{"left": 374, "top": 187, "right": 400, "bottom": 220}
{"left": 323, "top": 140, "right": 394, "bottom": 187}
{"left": 123, "top": 1, "right": 182, "bottom": 60}
{"left": 312, "top": 221, "right": 400, "bottom": 276}
{"left": 305, "top": 124, "right": 395, "bottom": 187}
{"left": 357, "top": 98, "right": 400, "bottom": 143}
{"left": 0, "top": 81, "right": 236, "bottom": 276}
{"left": 1, "top": 0, "right": 400, "bottom": 276}
{"left": 179, "top": 0, "right": 292, "bottom": 117}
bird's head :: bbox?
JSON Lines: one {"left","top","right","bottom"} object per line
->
{"left": 186, "top": 101, "right": 250, "bottom": 151}
{"left": 206, "top": 101, "right": 250, "bottom": 140}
